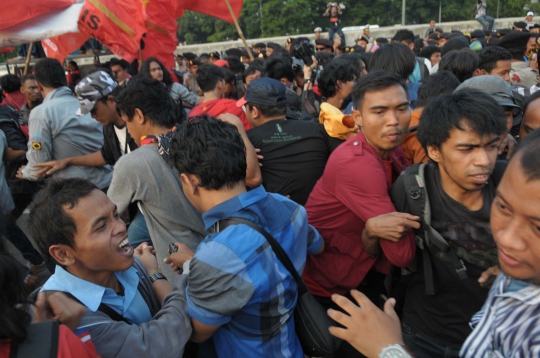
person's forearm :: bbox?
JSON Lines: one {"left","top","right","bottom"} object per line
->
{"left": 150, "top": 274, "right": 173, "bottom": 305}
{"left": 67, "top": 151, "right": 107, "bottom": 167}
{"left": 4, "top": 148, "right": 26, "bottom": 161}
{"left": 362, "top": 229, "right": 380, "bottom": 257}
{"left": 238, "top": 128, "right": 262, "bottom": 187}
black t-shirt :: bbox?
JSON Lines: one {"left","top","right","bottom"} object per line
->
{"left": 247, "top": 119, "right": 343, "bottom": 205}
{"left": 327, "top": 10, "right": 340, "bottom": 28}
{"left": 391, "top": 161, "right": 507, "bottom": 347}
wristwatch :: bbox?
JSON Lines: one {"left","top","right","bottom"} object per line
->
{"left": 379, "top": 344, "right": 414, "bottom": 358}
{"left": 149, "top": 272, "right": 167, "bottom": 283}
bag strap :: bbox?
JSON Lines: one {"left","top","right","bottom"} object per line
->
{"left": 97, "top": 303, "right": 132, "bottom": 324}
{"left": 11, "top": 320, "right": 59, "bottom": 358}
{"left": 219, "top": 218, "right": 308, "bottom": 296}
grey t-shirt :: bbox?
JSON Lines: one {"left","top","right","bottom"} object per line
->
{"left": 107, "top": 145, "right": 206, "bottom": 280}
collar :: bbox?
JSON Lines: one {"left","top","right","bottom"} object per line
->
{"left": 42, "top": 265, "right": 140, "bottom": 312}
{"left": 43, "top": 86, "right": 73, "bottom": 104}
{"left": 494, "top": 273, "right": 540, "bottom": 305}
{"left": 202, "top": 185, "right": 267, "bottom": 230}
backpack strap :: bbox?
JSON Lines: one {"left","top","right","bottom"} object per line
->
{"left": 406, "top": 125, "right": 419, "bottom": 134}
{"left": 10, "top": 320, "right": 59, "bottom": 358}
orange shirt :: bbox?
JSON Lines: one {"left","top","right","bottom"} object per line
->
{"left": 401, "top": 109, "right": 429, "bottom": 164}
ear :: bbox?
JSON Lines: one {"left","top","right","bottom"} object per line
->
{"left": 49, "top": 245, "right": 76, "bottom": 267}
{"left": 351, "top": 108, "right": 363, "bottom": 127}
{"left": 134, "top": 108, "right": 146, "bottom": 124}
{"left": 279, "top": 78, "right": 288, "bottom": 86}
{"left": 474, "top": 69, "right": 486, "bottom": 77}
{"left": 336, "top": 79, "right": 343, "bottom": 91}
{"left": 37, "top": 82, "right": 44, "bottom": 93}
{"left": 409, "top": 42, "right": 415, "bottom": 51}
{"left": 107, "top": 95, "right": 116, "bottom": 106}
{"left": 180, "top": 173, "right": 200, "bottom": 196}
{"left": 427, "top": 145, "right": 442, "bottom": 164}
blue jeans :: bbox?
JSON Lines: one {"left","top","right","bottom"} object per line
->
{"left": 402, "top": 322, "right": 460, "bottom": 358}
{"left": 127, "top": 209, "right": 152, "bottom": 247}
{"left": 329, "top": 27, "right": 346, "bottom": 46}
{"left": 476, "top": 15, "right": 494, "bottom": 31}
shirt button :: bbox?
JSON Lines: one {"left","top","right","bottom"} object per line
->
{"left": 353, "top": 141, "right": 358, "bottom": 146}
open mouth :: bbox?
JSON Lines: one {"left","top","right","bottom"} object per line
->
{"left": 470, "top": 173, "right": 490, "bottom": 184}
{"left": 117, "top": 237, "right": 133, "bottom": 256}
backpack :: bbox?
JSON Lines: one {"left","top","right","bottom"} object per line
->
{"left": 399, "top": 163, "right": 500, "bottom": 295}
{"left": 9, "top": 320, "right": 59, "bottom": 358}
{"left": 0, "top": 105, "right": 28, "bottom": 183}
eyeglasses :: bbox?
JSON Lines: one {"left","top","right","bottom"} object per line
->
{"left": 316, "top": 47, "right": 326, "bottom": 51}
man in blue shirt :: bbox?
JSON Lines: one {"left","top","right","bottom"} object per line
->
{"left": 166, "top": 114, "right": 324, "bottom": 357}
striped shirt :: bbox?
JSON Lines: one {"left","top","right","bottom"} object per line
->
{"left": 512, "top": 83, "right": 540, "bottom": 98}
{"left": 460, "top": 273, "right": 540, "bottom": 358}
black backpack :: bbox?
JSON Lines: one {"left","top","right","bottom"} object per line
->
{"left": 397, "top": 163, "right": 501, "bottom": 295}
{"left": 0, "top": 105, "right": 28, "bottom": 183}
{"left": 9, "top": 320, "right": 59, "bottom": 358}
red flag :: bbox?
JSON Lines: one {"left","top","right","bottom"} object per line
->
{"left": 0, "top": 0, "right": 76, "bottom": 31}
{"left": 77, "top": 0, "right": 146, "bottom": 62}
{"left": 42, "top": 32, "right": 90, "bottom": 63}
{"left": 141, "top": 0, "right": 178, "bottom": 70}
{"left": 175, "top": 0, "right": 243, "bottom": 24}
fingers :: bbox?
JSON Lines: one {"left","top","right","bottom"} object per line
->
{"left": 328, "top": 325, "right": 350, "bottom": 340}
{"left": 402, "top": 218, "right": 421, "bottom": 230}
{"left": 332, "top": 293, "right": 362, "bottom": 316}
{"left": 34, "top": 292, "right": 50, "bottom": 322}
{"left": 383, "top": 298, "right": 399, "bottom": 322}
{"left": 349, "top": 290, "right": 374, "bottom": 310}
{"left": 327, "top": 308, "right": 353, "bottom": 328}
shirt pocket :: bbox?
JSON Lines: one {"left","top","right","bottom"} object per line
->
{"left": 329, "top": 231, "right": 363, "bottom": 260}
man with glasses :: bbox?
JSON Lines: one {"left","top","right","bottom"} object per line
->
{"left": 315, "top": 38, "right": 334, "bottom": 53}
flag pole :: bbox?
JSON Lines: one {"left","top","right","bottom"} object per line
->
{"left": 23, "top": 42, "right": 34, "bottom": 75}
{"left": 224, "top": 0, "right": 254, "bottom": 61}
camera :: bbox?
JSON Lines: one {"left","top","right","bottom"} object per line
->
{"left": 293, "top": 40, "right": 317, "bottom": 67}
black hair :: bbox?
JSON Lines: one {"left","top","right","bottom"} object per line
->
{"left": 110, "top": 58, "right": 128, "bottom": 70}
{"left": 393, "top": 29, "right": 415, "bottom": 45}
{"left": 33, "top": 58, "right": 67, "bottom": 89}
{"left": 221, "top": 67, "right": 236, "bottom": 84}
{"left": 318, "top": 59, "right": 360, "bottom": 98}
{"left": 263, "top": 57, "right": 295, "bottom": 82}
{"left": 478, "top": 46, "right": 512, "bottom": 73}
{"left": 515, "top": 128, "right": 540, "bottom": 182}
{"left": 116, "top": 75, "right": 176, "bottom": 128}
{"left": 227, "top": 58, "right": 245, "bottom": 75}
{"left": 438, "top": 48, "right": 479, "bottom": 83}
{"left": 20, "top": 74, "right": 36, "bottom": 86}
{"left": 196, "top": 64, "right": 225, "bottom": 93}
{"left": 417, "top": 89, "right": 507, "bottom": 152}
{"left": 351, "top": 70, "right": 408, "bottom": 110}
{"left": 340, "top": 53, "right": 366, "bottom": 74}
{"left": 170, "top": 115, "right": 246, "bottom": 190}
{"left": 419, "top": 45, "right": 441, "bottom": 60}
{"left": 415, "top": 70, "right": 461, "bottom": 108}
{"left": 246, "top": 103, "right": 287, "bottom": 117}
{"left": 359, "top": 52, "right": 373, "bottom": 72}
{"left": 68, "top": 60, "right": 79, "bottom": 70}
{"left": 369, "top": 42, "right": 416, "bottom": 80}
{"left": 0, "top": 74, "right": 21, "bottom": 93}
{"left": 413, "top": 38, "right": 425, "bottom": 56}
{"left": 316, "top": 52, "right": 335, "bottom": 67}
{"left": 140, "top": 57, "right": 173, "bottom": 87}
{"left": 242, "top": 60, "right": 265, "bottom": 83}
{"left": 27, "top": 178, "right": 97, "bottom": 263}
{"left": 522, "top": 89, "right": 540, "bottom": 116}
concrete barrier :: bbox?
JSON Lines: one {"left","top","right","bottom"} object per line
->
{"left": 174, "top": 16, "right": 532, "bottom": 55}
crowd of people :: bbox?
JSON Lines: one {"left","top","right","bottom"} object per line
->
{"left": 1, "top": 11, "right": 540, "bottom": 358}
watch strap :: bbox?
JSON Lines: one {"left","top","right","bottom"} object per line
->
{"left": 149, "top": 272, "right": 167, "bottom": 283}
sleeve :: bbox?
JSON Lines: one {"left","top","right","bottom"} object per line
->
{"left": 100, "top": 127, "right": 117, "bottom": 166}
{"left": 22, "top": 115, "right": 53, "bottom": 180}
{"left": 107, "top": 158, "right": 138, "bottom": 214}
{"left": 186, "top": 236, "right": 255, "bottom": 326}
{"left": 307, "top": 224, "right": 323, "bottom": 254}
{"left": 81, "top": 275, "right": 192, "bottom": 358}
{"left": 334, "top": 158, "right": 415, "bottom": 268}
{"left": 57, "top": 325, "right": 100, "bottom": 358}
{"left": 172, "top": 83, "right": 199, "bottom": 107}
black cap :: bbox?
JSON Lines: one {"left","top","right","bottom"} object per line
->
{"left": 189, "top": 58, "right": 202, "bottom": 66}
{"left": 428, "top": 32, "right": 441, "bottom": 40}
{"left": 209, "top": 51, "right": 221, "bottom": 59}
{"left": 441, "top": 36, "right": 469, "bottom": 56}
{"left": 356, "top": 35, "right": 370, "bottom": 43}
{"left": 498, "top": 31, "right": 531, "bottom": 51}
{"left": 451, "top": 30, "right": 464, "bottom": 35}
{"left": 183, "top": 52, "right": 197, "bottom": 60}
{"left": 440, "top": 32, "right": 452, "bottom": 39}
{"left": 375, "top": 37, "right": 389, "bottom": 44}
{"left": 471, "top": 30, "right": 486, "bottom": 39}
{"left": 435, "top": 27, "right": 444, "bottom": 33}
{"left": 514, "top": 21, "right": 528, "bottom": 29}
{"left": 254, "top": 42, "right": 266, "bottom": 48}
{"left": 315, "top": 38, "right": 333, "bottom": 48}
{"left": 236, "top": 78, "right": 288, "bottom": 108}
{"left": 496, "top": 28, "right": 512, "bottom": 38}
{"left": 200, "top": 53, "right": 209, "bottom": 59}
{"left": 267, "top": 42, "right": 282, "bottom": 50}
{"left": 225, "top": 48, "right": 243, "bottom": 58}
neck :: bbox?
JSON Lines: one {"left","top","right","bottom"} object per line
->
{"left": 41, "top": 86, "right": 56, "bottom": 98}
{"left": 201, "top": 182, "right": 247, "bottom": 213}
{"left": 437, "top": 164, "right": 485, "bottom": 210}
{"left": 144, "top": 125, "right": 170, "bottom": 138}
{"left": 362, "top": 131, "right": 392, "bottom": 160}
{"left": 326, "top": 96, "right": 343, "bottom": 110}
{"left": 257, "top": 115, "right": 285, "bottom": 126}
{"left": 113, "top": 115, "right": 125, "bottom": 128}
{"left": 68, "top": 267, "right": 120, "bottom": 291}
{"left": 202, "top": 89, "right": 221, "bottom": 102}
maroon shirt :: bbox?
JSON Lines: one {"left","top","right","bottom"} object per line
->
{"left": 1, "top": 91, "right": 26, "bottom": 111}
{"left": 188, "top": 98, "right": 252, "bottom": 131}
{"left": 303, "top": 131, "right": 416, "bottom": 297}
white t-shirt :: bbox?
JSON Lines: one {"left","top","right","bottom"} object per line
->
{"left": 114, "top": 125, "right": 131, "bottom": 155}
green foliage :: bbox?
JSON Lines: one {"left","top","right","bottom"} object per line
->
{"left": 177, "top": 0, "right": 533, "bottom": 44}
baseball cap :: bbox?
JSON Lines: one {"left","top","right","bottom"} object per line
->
{"left": 314, "top": 27, "right": 322, "bottom": 33}
{"left": 455, "top": 76, "right": 521, "bottom": 109}
{"left": 75, "top": 70, "right": 118, "bottom": 116}
{"left": 236, "top": 78, "right": 288, "bottom": 108}
{"left": 528, "top": 11, "right": 534, "bottom": 16}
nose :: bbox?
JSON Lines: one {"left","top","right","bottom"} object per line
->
{"left": 113, "top": 215, "right": 127, "bottom": 236}
{"left": 494, "top": 214, "right": 527, "bottom": 253}
{"left": 474, "top": 147, "right": 491, "bottom": 167}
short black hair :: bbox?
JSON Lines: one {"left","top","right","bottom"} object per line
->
{"left": 140, "top": 57, "right": 173, "bottom": 87}
{"left": 0, "top": 75, "right": 21, "bottom": 93}
{"left": 20, "top": 74, "right": 36, "bottom": 86}
{"left": 318, "top": 58, "right": 360, "bottom": 98}
{"left": 478, "top": 46, "right": 512, "bottom": 73}
{"left": 116, "top": 75, "right": 176, "bottom": 128}
{"left": 263, "top": 57, "right": 295, "bottom": 82}
{"left": 419, "top": 45, "right": 441, "bottom": 60}
{"left": 196, "top": 64, "right": 225, "bottom": 93}
{"left": 246, "top": 103, "right": 287, "bottom": 117}
{"left": 417, "top": 89, "right": 507, "bottom": 153}
{"left": 415, "top": 70, "right": 460, "bottom": 108}
{"left": 33, "top": 58, "right": 68, "bottom": 89}
{"left": 369, "top": 42, "right": 416, "bottom": 80}
{"left": 68, "top": 60, "right": 79, "bottom": 70}
{"left": 221, "top": 67, "right": 235, "bottom": 84}
{"left": 360, "top": 52, "right": 373, "bottom": 72}
{"left": 227, "top": 58, "right": 245, "bottom": 75}
{"left": 27, "top": 178, "right": 97, "bottom": 262}
{"left": 340, "top": 53, "right": 366, "bottom": 74}
{"left": 515, "top": 128, "right": 540, "bottom": 182}
{"left": 170, "top": 115, "right": 247, "bottom": 190}
{"left": 393, "top": 29, "right": 415, "bottom": 45}
{"left": 110, "top": 58, "right": 128, "bottom": 70}
{"left": 438, "top": 49, "right": 479, "bottom": 82}
{"left": 242, "top": 61, "right": 264, "bottom": 83}
{"left": 351, "top": 70, "right": 408, "bottom": 110}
